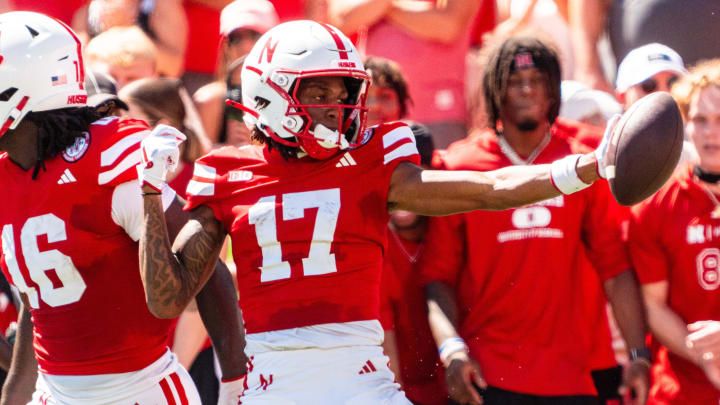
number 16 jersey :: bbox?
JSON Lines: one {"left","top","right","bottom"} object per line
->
{"left": 185, "top": 122, "right": 419, "bottom": 340}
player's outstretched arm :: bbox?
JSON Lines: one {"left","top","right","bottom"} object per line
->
{"left": 0, "top": 300, "right": 37, "bottom": 405}
{"left": 388, "top": 153, "right": 599, "bottom": 215}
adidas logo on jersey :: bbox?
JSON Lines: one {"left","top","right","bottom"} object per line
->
{"left": 335, "top": 152, "right": 357, "bottom": 168}
{"left": 358, "top": 360, "right": 377, "bottom": 375}
{"left": 57, "top": 169, "right": 77, "bottom": 185}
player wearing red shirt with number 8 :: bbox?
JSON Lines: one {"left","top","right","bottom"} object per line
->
{"left": 628, "top": 59, "right": 720, "bottom": 404}
{"left": 139, "top": 20, "right": 628, "bottom": 403}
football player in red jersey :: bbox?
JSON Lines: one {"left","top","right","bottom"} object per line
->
{"left": 139, "top": 20, "right": 632, "bottom": 403}
{"left": 0, "top": 12, "right": 246, "bottom": 405}
{"left": 420, "top": 34, "right": 649, "bottom": 405}
{"left": 628, "top": 59, "right": 720, "bottom": 404}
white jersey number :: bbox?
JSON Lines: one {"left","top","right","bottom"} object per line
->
{"left": 696, "top": 248, "right": 720, "bottom": 291}
{"left": 1, "top": 214, "right": 87, "bottom": 308}
{"left": 249, "top": 189, "right": 340, "bottom": 282}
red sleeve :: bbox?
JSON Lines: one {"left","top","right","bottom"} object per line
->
{"left": 581, "top": 180, "right": 632, "bottom": 281}
{"left": 96, "top": 118, "right": 150, "bottom": 187}
{"left": 419, "top": 214, "right": 466, "bottom": 287}
{"left": 377, "top": 122, "right": 421, "bottom": 176}
{"left": 627, "top": 197, "right": 670, "bottom": 284}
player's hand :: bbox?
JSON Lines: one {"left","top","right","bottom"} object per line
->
{"left": 686, "top": 321, "right": 720, "bottom": 389}
{"left": 137, "top": 124, "right": 186, "bottom": 192}
{"left": 594, "top": 114, "right": 621, "bottom": 179}
{"left": 445, "top": 351, "right": 486, "bottom": 405}
{"left": 619, "top": 359, "right": 650, "bottom": 405}
{"left": 218, "top": 375, "right": 246, "bottom": 405}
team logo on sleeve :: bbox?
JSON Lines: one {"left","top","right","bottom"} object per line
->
{"left": 357, "top": 128, "right": 375, "bottom": 146}
{"left": 62, "top": 132, "right": 91, "bottom": 163}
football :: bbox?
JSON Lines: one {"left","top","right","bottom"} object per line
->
{"left": 606, "top": 92, "right": 684, "bottom": 205}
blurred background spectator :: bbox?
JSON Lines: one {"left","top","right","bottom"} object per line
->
{"left": 193, "top": 0, "right": 278, "bottom": 144}
{"left": 73, "top": 0, "right": 187, "bottom": 78}
{"left": 628, "top": 59, "right": 720, "bottom": 404}
{"left": 328, "top": 0, "right": 481, "bottom": 148}
{"left": 85, "top": 26, "right": 158, "bottom": 89}
{"left": 569, "top": 0, "right": 720, "bottom": 92}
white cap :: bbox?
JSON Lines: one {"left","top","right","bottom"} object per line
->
{"left": 561, "top": 80, "right": 622, "bottom": 123}
{"left": 616, "top": 43, "right": 688, "bottom": 92}
{"left": 220, "top": 0, "right": 279, "bottom": 37}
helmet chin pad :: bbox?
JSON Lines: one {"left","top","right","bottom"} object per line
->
{"left": 297, "top": 123, "right": 348, "bottom": 160}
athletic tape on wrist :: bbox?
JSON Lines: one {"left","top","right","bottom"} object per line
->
{"left": 438, "top": 337, "right": 469, "bottom": 366}
{"left": 550, "top": 154, "right": 592, "bottom": 195}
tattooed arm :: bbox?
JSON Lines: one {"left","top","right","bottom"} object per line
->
{"left": 140, "top": 190, "right": 226, "bottom": 319}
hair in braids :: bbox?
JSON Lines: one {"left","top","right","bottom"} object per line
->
{"left": 482, "top": 34, "right": 562, "bottom": 133}
{"left": 24, "top": 107, "right": 104, "bottom": 179}
{"left": 250, "top": 127, "right": 299, "bottom": 160}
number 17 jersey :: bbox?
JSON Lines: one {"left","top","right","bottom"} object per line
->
{"left": 185, "top": 122, "right": 419, "bottom": 336}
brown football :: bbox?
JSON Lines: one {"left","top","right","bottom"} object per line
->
{"left": 606, "top": 92, "right": 684, "bottom": 205}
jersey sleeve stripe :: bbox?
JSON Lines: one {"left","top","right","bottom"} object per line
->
{"left": 186, "top": 163, "right": 217, "bottom": 196}
{"left": 98, "top": 149, "right": 141, "bottom": 185}
{"left": 384, "top": 142, "right": 419, "bottom": 165}
{"left": 100, "top": 131, "right": 147, "bottom": 167}
{"left": 382, "top": 126, "right": 416, "bottom": 150}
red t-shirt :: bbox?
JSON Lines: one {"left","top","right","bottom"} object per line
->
{"left": 382, "top": 229, "right": 447, "bottom": 405}
{"left": 628, "top": 167, "right": 720, "bottom": 404}
{"left": 420, "top": 121, "right": 629, "bottom": 396}
{"left": 183, "top": 2, "right": 221, "bottom": 75}
{"left": 185, "top": 122, "right": 419, "bottom": 333}
{"left": 0, "top": 117, "right": 171, "bottom": 375}
{"left": 12, "top": 0, "right": 87, "bottom": 25}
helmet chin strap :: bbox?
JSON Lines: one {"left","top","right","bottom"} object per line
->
{"left": 313, "top": 124, "right": 349, "bottom": 150}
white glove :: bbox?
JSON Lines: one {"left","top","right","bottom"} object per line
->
{"left": 594, "top": 114, "right": 621, "bottom": 179}
{"left": 137, "top": 124, "right": 186, "bottom": 192}
{"left": 218, "top": 376, "right": 245, "bottom": 405}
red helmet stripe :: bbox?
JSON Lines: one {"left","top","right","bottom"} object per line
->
{"left": 320, "top": 24, "right": 348, "bottom": 60}
{"left": 54, "top": 18, "right": 85, "bottom": 90}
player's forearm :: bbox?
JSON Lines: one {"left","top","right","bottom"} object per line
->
{"left": 196, "top": 261, "right": 248, "bottom": 380}
{"left": 426, "top": 282, "right": 462, "bottom": 346}
{"left": 386, "top": 0, "right": 479, "bottom": 43}
{"left": 141, "top": 194, "right": 196, "bottom": 318}
{"left": 392, "top": 154, "right": 599, "bottom": 215}
{"left": 604, "top": 270, "right": 648, "bottom": 352}
{"left": 1, "top": 305, "right": 36, "bottom": 405}
{"left": 645, "top": 300, "right": 698, "bottom": 364}
{"left": 327, "top": 0, "right": 392, "bottom": 35}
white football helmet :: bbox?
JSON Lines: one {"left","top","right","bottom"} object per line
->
{"left": 237, "top": 20, "right": 369, "bottom": 160}
{"left": 0, "top": 11, "right": 87, "bottom": 138}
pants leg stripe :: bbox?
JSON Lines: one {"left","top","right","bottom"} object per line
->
{"left": 159, "top": 377, "right": 177, "bottom": 405}
{"left": 169, "top": 372, "right": 190, "bottom": 405}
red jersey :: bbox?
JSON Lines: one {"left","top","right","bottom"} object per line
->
{"left": 185, "top": 122, "right": 420, "bottom": 334}
{"left": 0, "top": 117, "right": 171, "bottom": 375}
{"left": 383, "top": 229, "right": 447, "bottom": 405}
{"left": 628, "top": 167, "right": 720, "bottom": 404}
{"left": 420, "top": 122, "right": 629, "bottom": 396}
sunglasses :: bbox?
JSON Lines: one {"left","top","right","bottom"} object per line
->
{"left": 639, "top": 75, "right": 679, "bottom": 93}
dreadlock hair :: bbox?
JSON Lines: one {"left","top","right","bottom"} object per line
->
{"left": 482, "top": 34, "right": 562, "bottom": 133}
{"left": 364, "top": 56, "right": 412, "bottom": 118}
{"left": 250, "top": 127, "right": 299, "bottom": 160}
{"left": 25, "top": 106, "right": 104, "bottom": 179}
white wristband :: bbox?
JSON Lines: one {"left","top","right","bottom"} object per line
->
{"left": 438, "top": 337, "right": 469, "bottom": 367}
{"left": 550, "top": 154, "right": 592, "bottom": 195}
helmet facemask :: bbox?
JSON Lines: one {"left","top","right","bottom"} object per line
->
{"left": 278, "top": 71, "right": 369, "bottom": 160}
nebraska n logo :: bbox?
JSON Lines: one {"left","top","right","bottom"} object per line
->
{"left": 258, "top": 37, "right": 279, "bottom": 64}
